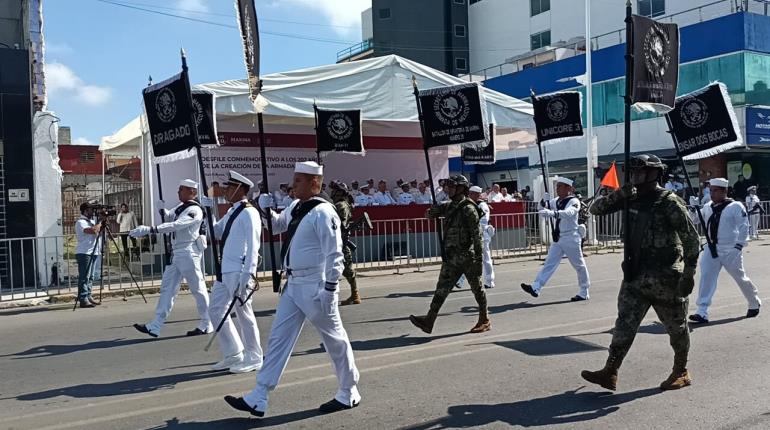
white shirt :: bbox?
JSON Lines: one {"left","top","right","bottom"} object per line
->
{"left": 391, "top": 188, "right": 403, "bottom": 199}
{"left": 349, "top": 189, "right": 361, "bottom": 198}
{"left": 746, "top": 194, "right": 760, "bottom": 213}
{"left": 75, "top": 216, "right": 101, "bottom": 255}
{"left": 478, "top": 201, "right": 491, "bottom": 227}
{"left": 155, "top": 201, "right": 204, "bottom": 251}
{"left": 501, "top": 194, "right": 514, "bottom": 202}
{"left": 415, "top": 191, "right": 432, "bottom": 204}
{"left": 691, "top": 200, "right": 749, "bottom": 248}
{"left": 488, "top": 191, "right": 503, "bottom": 203}
{"left": 116, "top": 211, "right": 137, "bottom": 232}
{"left": 270, "top": 198, "right": 343, "bottom": 283}
{"left": 214, "top": 200, "right": 262, "bottom": 275}
{"left": 665, "top": 181, "right": 677, "bottom": 192}
{"left": 273, "top": 190, "right": 287, "bottom": 205}
{"left": 435, "top": 190, "right": 449, "bottom": 202}
{"left": 258, "top": 193, "right": 276, "bottom": 209}
{"left": 373, "top": 190, "right": 396, "bottom": 206}
{"left": 280, "top": 195, "right": 295, "bottom": 209}
{"left": 397, "top": 192, "right": 415, "bottom": 205}
{"left": 354, "top": 193, "right": 375, "bottom": 207}
{"left": 544, "top": 196, "right": 580, "bottom": 237}
{"left": 701, "top": 188, "right": 711, "bottom": 205}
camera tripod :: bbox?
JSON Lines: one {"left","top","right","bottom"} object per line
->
{"left": 73, "top": 216, "right": 148, "bottom": 311}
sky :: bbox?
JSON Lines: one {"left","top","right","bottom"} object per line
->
{"left": 43, "top": 0, "right": 372, "bottom": 146}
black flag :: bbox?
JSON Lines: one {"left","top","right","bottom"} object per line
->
{"left": 315, "top": 107, "right": 364, "bottom": 154}
{"left": 532, "top": 91, "right": 584, "bottom": 143}
{"left": 192, "top": 91, "right": 219, "bottom": 147}
{"left": 665, "top": 82, "right": 743, "bottom": 160}
{"left": 462, "top": 124, "right": 496, "bottom": 164}
{"left": 236, "top": 0, "right": 260, "bottom": 100}
{"left": 142, "top": 73, "right": 197, "bottom": 162}
{"left": 418, "top": 82, "right": 489, "bottom": 149}
{"left": 631, "top": 15, "right": 679, "bottom": 112}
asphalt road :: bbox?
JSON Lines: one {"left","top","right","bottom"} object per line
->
{"left": 1, "top": 245, "right": 770, "bottom": 430}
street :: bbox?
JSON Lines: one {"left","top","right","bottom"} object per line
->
{"left": 1, "top": 247, "right": 769, "bottom": 430}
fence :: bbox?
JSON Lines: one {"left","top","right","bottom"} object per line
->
{"left": 2, "top": 201, "right": 769, "bottom": 302}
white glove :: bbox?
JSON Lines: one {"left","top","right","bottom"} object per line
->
{"left": 689, "top": 196, "right": 699, "bottom": 207}
{"left": 155, "top": 199, "right": 165, "bottom": 210}
{"left": 542, "top": 192, "right": 551, "bottom": 201}
{"left": 129, "top": 225, "right": 152, "bottom": 238}
{"left": 200, "top": 196, "right": 214, "bottom": 208}
{"left": 258, "top": 194, "right": 273, "bottom": 210}
{"left": 538, "top": 209, "right": 556, "bottom": 218}
{"left": 239, "top": 272, "right": 254, "bottom": 289}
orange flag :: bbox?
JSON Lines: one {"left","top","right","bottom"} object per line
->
{"left": 600, "top": 162, "right": 620, "bottom": 189}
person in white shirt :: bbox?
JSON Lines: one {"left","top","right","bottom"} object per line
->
{"left": 745, "top": 185, "right": 761, "bottom": 240}
{"left": 366, "top": 178, "right": 375, "bottom": 192}
{"left": 487, "top": 184, "right": 503, "bottom": 203}
{"left": 354, "top": 184, "right": 375, "bottom": 207}
{"left": 130, "top": 179, "right": 213, "bottom": 338}
{"left": 226, "top": 161, "right": 360, "bottom": 418}
{"left": 273, "top": 183, "right": 288, "bottom": 205}
{"left": 280, "top": 186, "right": 296, "bottom": 209}
{"left": 409, "top": 180, "right": 421, "bottom": 199}
{"left": 701, "top": 181, "right": 711, "bottom": 205}
{"left": 116, "top": 203, "right": 138, "bottom": 260}
{"left": 256, "top": 182, "right": 276, "bottom": 210}
{"left": 397, "top": 183, "right": 415, "bottom": 205}
{"left": 435, "top": 179, "right": 449, "bottom": 202}
{"left": 373, "top": 180, "right": 396, "bottom": 206}
{"left": 349, "top": 180, "right": 361, "bottom": 198}
{"left": 521, "top": 177, "right": 591, "bottom": 301}
{"left": 500, "top": 187, "right": 514, "bottom": 202}
{"left": 415, "top": 182, "right": 432, "bottom": 204}
{"left": 688, "top": 178, "right": 761, "bottom": 324}
{"left": 664, "top": 175, "right": 678, "bottom": 193}
{"left": 207, "top": 171, "right": 264, "bottom": 374}
{"left": 391, "top": 179, "right": 404, "bottom": 200}
{"left": 74, "top": 202, "right": 102, "bottom": 308}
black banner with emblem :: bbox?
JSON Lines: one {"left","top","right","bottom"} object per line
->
{"left": 631, "top": 15, "right": 679, "bottom": 112}
{"left": 532, "top": 91, "right": 584, "bottom": 143}
{"left": 418, "top": 82, "right": 489, "bottom": 149}
{"left": 142, "top": 73, "right": 197, "bottom": 161}
{"left": 665, "top": 82, "right": 743, "bottom": 160}
{"left": 314, "top": 107, "right": 364, "bottom": 154}
{"left": 191, "top": 90, "right": 219, "bottom": 147}
{"left": 462, "top": 123, "right": 496, "bottom": 164}
{"left": 236, "top": 0, "right": 260, "bottom": 100}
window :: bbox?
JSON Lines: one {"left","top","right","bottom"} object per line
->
{"left": 530, "top": 0, "right": 550, "bottom": 16}
{"left": 378, "top": 8, "right": 391, "bottom": 19}
{"left": 454, "top": 25, "right": 466, "bottom": 37}
{"left": 637, "top": 0, "right": 665, "bottom": 18}
{"left": 530, "top": 30, "right": 551, "bottom": 50}
{"left": 455, "top": 58, "right": 467, "bottom": 70}
{"left": 80, "top": 152, "right": 95, "bottom": 163}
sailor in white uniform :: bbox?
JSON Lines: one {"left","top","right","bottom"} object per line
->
{"left": 130, "top": 179, "right": 212, "bottom": 337}
{"left": 207, "top": 171, "right": 264, "bottom": 374}
{"left": 225, "top": 161, "right": 361, "bottom": 418}
{"left": 354, "top": 183, "right": 376, "bottom": 207}
{"left": 397, "top": 183, "right": 415, "bottom": 205}
{"left": 471, "top": 186, "right": 495, "bottom": 288}
{"left": 687, "top": 178, "right": 761, "bottom": 323}
{"left": 373, "top": 180, "right": 396, "bottom": 206}
{"left": 521, "top": 177, "right": 591, "bottom": 301}
{"left": 745, "top": 185, "right": 761, "bottom": 240}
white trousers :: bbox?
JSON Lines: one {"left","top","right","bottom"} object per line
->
{"left": 482, "top": 237, "right": 495, "bottom": 287}
{"left": 146, "top": 250, "right": 212, "bottom": 335}
{"left": 533, "top": 233, "right": 590, "bottom": 298}
{"left": 244, "top": 277, "right": 360, "bottom": 413}
{"left": 749, "top": 214, "right": 760, "bottom": 239}
{"left": 695, "top": 246, "right": 761, "bottom": 319}
{"left": 209, "top": 272, "right": 263, "bottom": 363}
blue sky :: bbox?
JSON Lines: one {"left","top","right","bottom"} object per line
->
{"left": 44, "top": 0, "right": 370, "bottom": 146}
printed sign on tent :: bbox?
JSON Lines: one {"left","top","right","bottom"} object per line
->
{"left": 631, "top": 15, "right": 680, "bottom": 113}
{"left": 418, "top": 82, "right": 489, "bottom": 150}
{"left": 532, "top": 91, "right": 584, "bottom": 143}
{"left": 314, "top": 107, "right": 364, "bottom": 155}
{"left": 191, "top": 91, "right": 219, "bottom": 147}
{"left": 142, "top": 72, "right": 197, "bottom": 163}
{"left": 462, "top": 124, "right": 496, "bottom": 164}
{"left": 665, "top": 82, "right": 743, "bottom": 160}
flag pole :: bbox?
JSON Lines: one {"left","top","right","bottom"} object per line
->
{"left": 623, "top": 0, "right": 633, "bottom": 272}
{"left": 530, "top": 89, "right": 556, "bottom": 240}
{"left": 147, "top": 75, "right": 173, "bottom": 266}
{"left": 255, "top": 83, "right": 281, "bottom": 293}
{"left": 313, "top": 100, "right": 321, "bottom": 163}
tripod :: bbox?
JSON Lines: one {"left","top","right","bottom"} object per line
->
{"left": 73, "top": 215, "right": 148, "bottom": 311}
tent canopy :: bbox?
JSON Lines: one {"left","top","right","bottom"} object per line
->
{"left": 101, "top": 54, "right": 533, "bottom": 154}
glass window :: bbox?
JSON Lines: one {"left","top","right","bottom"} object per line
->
{"left": 379, "top": 8, "right": 391, "bottom": 19}
{"left": 456, "top": 58, "right": 468, "bottom": 70}
{"left": 454, "top": 25, "right": 466, "bottom": 37}
{"left": 638, "top": 0, "right": 665, "bottom": 18}
{"left": 745, "top": 53, "right": 770, "bottom": 106}
{"left": 530, "top": 0, "right": 551, "bottom": 16}
{"left": 530, "top": 30, "right": 551, "bottom": 50}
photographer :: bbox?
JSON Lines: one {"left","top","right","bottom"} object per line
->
{"left": 116, "top": 203, "right": 138, "bottom": 260}
{"left": 74, "top": 202, "right": 102, "bottom": 308}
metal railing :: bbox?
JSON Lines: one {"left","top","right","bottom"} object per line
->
{"left": 336, "top": 38, "right": 375, "bottom": 62}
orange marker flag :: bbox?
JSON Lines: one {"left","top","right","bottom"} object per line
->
{"left": 600, "top": 161, "right": 621, "bottom": 189}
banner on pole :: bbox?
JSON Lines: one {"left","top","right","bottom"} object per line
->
{"left": 462, "top": 123, "right": 496, "bottom": 164}
{"left": 418, "top": 82, "right": 489, "bottom": 150}
{"left": 235, "top": 0, "right": 260, "bottom": 101}
{"left": 192, "top": 90, "right": 219, "bottom": 147}
{"left": 665, "top": 82, "right": 743, "bottom": 160}
{"left": 314, "top": 107, "right": 364, "bottom": 155}
{"left": 631, "top": 15, "right": 680, "bottom": 113}
{"left": 142, "top": 73, "right": 197, "bottom": 163}
{"left": 532, "top": 91, "right": 584, "bottom": 143}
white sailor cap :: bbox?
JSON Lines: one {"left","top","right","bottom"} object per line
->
{"left": 469, "top": 186, "right": 483, "bottom": 193}
{"left": 555, "top": 176, "right": 574, "bottom": 187}
{"left": 748, "top": 185, "right": 758, "bottom": 192}
{"left": 226, "top": 170, "right": 254, "bottom": 188}
{"left": 179, "top": 179, "right": 198, "bottom": 189}
{"left": 295, "top": 161, "right": 323, "bottom": 176}
{"left": 709, "top": 177, "right": 729, "bottom": 188}
{"left": 360, "top": 182, "right": 370, "bottom": 189}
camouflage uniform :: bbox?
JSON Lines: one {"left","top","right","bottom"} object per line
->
{"left": 335, "top": 199, "right": 356, "bottom": 285}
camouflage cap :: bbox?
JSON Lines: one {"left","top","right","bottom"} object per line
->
{"left": 629, "top": 154, "right": 666, "bottom": 170}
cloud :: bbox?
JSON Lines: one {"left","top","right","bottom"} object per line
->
{"left": 46, "top": 41, "right": 74, "bottom": 55}
{"left": 73, "top": 137, "right": 96, "bottom": 146}
{"left": 45, "top": 62, "right": 112, "bottom": 107}
{"left": 176, "top": 0, "right": 208, "bottom": 14}
{"left": 275, "top": 0, "right": 371, "bottom": 36}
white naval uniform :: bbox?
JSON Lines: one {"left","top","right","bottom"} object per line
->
{"left": 244, "top": 197, "right": 360, "bottom": 413}
{"left": 690, "top": 200, "right": 761, "bottom": 319}
{"left": 487, "top": 191, "right": 503, "bottom": 203}
{"left": 373, "top": 190, "right": 396, "bottom": 206}
{"left": 210, "top": 200, "right": 263, "bottom": 365}
{"left": 415, "top": 191, "right": 432, "bottom": 204}
{"left": 354, "top": 193, "right": 375, "bottom": 207}
{"left": 146, "top": 202, "right": 212, "bottom": 335}
{"left": 391, "top": 187, "right": 403, "bottom": 200}
{"left": 746, "top": 194, "right": 761, "bottom": 239}
{"left": 532, "top": 196, "right": 591, "bottom": 298}
{"left": 349, "top": 189, "right": 361, "bottom": 198}
{"left": 397, "top": 192, "right": 415, "bottom": 205}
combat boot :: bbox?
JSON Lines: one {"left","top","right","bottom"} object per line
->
{"left": 470, "top": 308, "right": 491, "bottom": 333}
{"left": 340, "top": 279, "right": 361, "bottom": 306}
{"left": 409, "top": 310, "right": 438, "bottom": 334}
{"left": 660, "top": 368, "right": 691, "bottom": 390}
{"left": 580, "top": 355, "right": 620, "bottom": 391}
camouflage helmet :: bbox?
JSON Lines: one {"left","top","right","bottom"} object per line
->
{"left": 629, "top": 154, "right": 666, "bottom": 171}
{"left": 448, "top": 174, "right": 470, "bottom": 187}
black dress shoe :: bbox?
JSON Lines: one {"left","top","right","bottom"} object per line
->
{"left": 133, "top": 323, "right": 158, "bottom": 338}
{"left": 688, "top": 314, "right": 709, "bottom": 324}
{"left": 484, "top": 285, "right": 494, "bottom": 289}
{"left": 319, "top": 398, "right": 359, "bottom": 414}
{"left": 79, "top": 300, "right": 94, "bottom": 308}
{"left": 570, "top": 295, "right": 587, "bottom": 302}
{"left": 520, "top": 283, "right": 539, "bottom": 298}
{"left": 186, "top": 328, "right": 208, "bottom": 336}
{"left": 746, "top": 307, "right": 760, "bottom": 318}
{"left": 224, "top": 395, "right": 264, "bottom": 417}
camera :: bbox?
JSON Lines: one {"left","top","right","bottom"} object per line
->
{"left": 90, "top": 204, "right": 117, "bottom": 218}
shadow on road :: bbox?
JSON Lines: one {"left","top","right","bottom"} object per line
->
{"left": 400, "top": 386, "right": 661, "bottom": 429}
{"left": 351, "top": 332, "right": 467, "bottom": 351}
{"left": 14, "top": 370, "right": 225, "bottom": 401}
{"left": 689, "top": 315, "right": 746, "bottom": 330}
{"left": 350, "top": 312, "right": 451, "bottom": 325}
{"left": 459, "top": 299, "right": 573, "bottom": 316}
{"left": 492, "top": 335, "right": 606, "bottom": 356}
{"left": 0, "top": 335, "right": 188, "bottom": 359}
{"left": 147, "top": 408, "right": 321, "bottom": 429}
{"left": 382, "top": 290, "right": 438, "bottom": 299}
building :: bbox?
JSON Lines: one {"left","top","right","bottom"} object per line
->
{"left": 337, "top": 0, "right": 470, "bottom": 76}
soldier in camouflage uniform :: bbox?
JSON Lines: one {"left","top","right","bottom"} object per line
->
{"left": 330, "top": 182, "right": 360, "bottom": 306}
{"left": 581, "top": 154, "right": 700, "bottom": 391}
{"left": 409, "top": 175, "right": 491, "bottom": 334}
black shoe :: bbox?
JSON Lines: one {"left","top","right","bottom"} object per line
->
{"left": 133, "top": 323, "right": 158, "bottom": 338}
{"left": 570, "top": 295, "right": 587, "bottom": 302}
{"left": 746, "top": 307, "right": 760, "bottom": 318}
{"left": 79, "top": 300, "right": 95, "bottom": 308}
{"left": 520, "top": 283, "right": 539, "bottom": 298}
{"left": 224, "top": 395, "right": 264, "bottom": 417}
{"left": 484, "top": 285, "right": 494, "bottom": 289}
{"left": 186, "top": 328, "right": 209, "bottom": 336}
{"left": 688, "top": 314, "right": 709, "bottom": 324}
{"left": 319, "top": 398, "right": 359, "bottom": 414}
